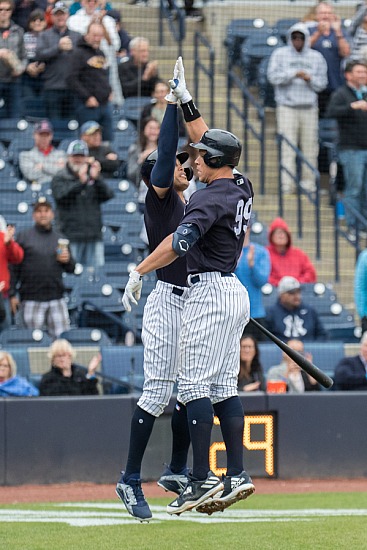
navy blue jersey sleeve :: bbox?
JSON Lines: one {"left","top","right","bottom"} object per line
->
{"left": 150, "top": 104, "right": 179, "bottom": 189}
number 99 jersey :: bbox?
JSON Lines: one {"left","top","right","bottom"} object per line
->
{"left": 182, "top": 172, "right": 254, "bottom": 275}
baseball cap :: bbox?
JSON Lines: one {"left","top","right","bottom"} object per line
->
{"left": 277, "top": 276, "right": 301, "bottom": 295}
{"left": 67, "top": 140, "right": 89, "bottom": 156}
{"left": 80, "top": 121, "right": 101, "bottom": 136}
{"left": 34, "top": 119, "right": 53, "bottom": 134}
{"left": 52, "top": 1, "right": 68, "bottom": 14}
{"left": 33, "top": 197, "right": 53, "bottom": 211}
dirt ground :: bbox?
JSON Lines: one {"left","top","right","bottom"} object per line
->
{"left": 1, "top": 478, "right": 367, "bottom": 504}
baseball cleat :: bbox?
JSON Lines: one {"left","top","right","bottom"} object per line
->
{"left": 196, "top": 470, "right": 255, "bottom": 514}
{"left": 166, "top": 471, "right": 224, "bottom": 515}
{"left": 157, "top": 465, "right": 190, "bottom": 495}
{"left": 116, "top": 471, "right": 152, "bottom": 521}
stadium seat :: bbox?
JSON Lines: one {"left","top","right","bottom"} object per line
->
{"left": 257, "top": 56, "right": 276, "bottom": 108}
{"left": 225, "top": 18, "right": 270, "bottom": 68}
{"left": 273, "top": 18, "right": 299, "bottom": 43}
{"left": 59, "top": 327, "right": 112, "bottom": 346}
{"left": 7, "top": 135, "right": 35, "bottom": 167}
{"left": 320, "top": 308, "right": 358, "bottom": 342}
{"left": 101, "top": 344, "right": 145, "bottom": 392}
{"left": 241, "top": 31, "right": 281, "bottom": 86}
{"left": 0, "top": 118, "right": 32, "bottom": 146}
{"left": 118, "top": 97, "right": 152, "bottom": 123}
{"left": 51, "top": 119, "right": 79, "bottom": 144}
{"left": 1, "top": 198, "right": 33, "bottom": 228}
{"left": 1, "top": 346, "right": 30, "bottom": 378}
{"left": 111, "top": 121, "right": 138, "bottom": 161}
{"left": 0, "top": 328, "right": 53, "bottom": 347}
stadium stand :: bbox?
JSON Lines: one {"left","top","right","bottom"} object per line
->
{"left": 60, "top": 327, "right": 112, "bottom": 346}
{"left": 101, "top": 344, "right": 145, "bottom": 393}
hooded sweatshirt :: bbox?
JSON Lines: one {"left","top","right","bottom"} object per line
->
{"left": 266, "top": 217, "right": 317, "bottom": 286}
{"left": 267, "top": 23, "right": 328, "bottom": 107}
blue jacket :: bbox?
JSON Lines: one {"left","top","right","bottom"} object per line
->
{"left": 265, "top": 300, "right": 328, "bottom": 341}
{"left": 235, "top": 242, "right": 270, "bottom": 318}
{"left": 334, "top": 355, "right": 367, "bottom": 391}
{"left": 0, "top": 376, "right": 39, "bottom": 397}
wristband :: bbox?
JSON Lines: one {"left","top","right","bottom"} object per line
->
{"left": 181, "top": 100, "right": 201, "bottom": 122}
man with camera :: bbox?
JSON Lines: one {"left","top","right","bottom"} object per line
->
{"left": 51, "top": 139, "right": 114, "bottom": 268}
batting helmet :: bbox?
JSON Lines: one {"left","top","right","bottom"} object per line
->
{"left": 190, "top": 129, "right": 242, "bottom": 168}
{"left": 140, "top": 149, "right": 190, "bottom": 186}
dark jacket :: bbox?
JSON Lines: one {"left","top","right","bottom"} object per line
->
{"left": 266, "top": 299, "right": 328, "bottom": 341}
{"left": 118, "top": 57, "right": 159, "bottom": 98}
{"left": 65, "top": 36, "right": 111, "bottom": 104}
{"left": 334, "top": 355, "right": 367, "bottom": 391}
{"left": 88, "top": 145, "right": 121, "bottom": 176}
{"left": 35, "top": 26, "right": 81, "bottom": 90}
{"left": 39, "top": 364, "right": 99, "bottom": 396}
{"left": 51, "top": 164, "right": 114, "bottom": 242}
{"left": 326, "top": 84, "right": 367, "bottom": 150}
{"left": 10, "top": 224, "right": 75, "bottom": 301}
{"left": 0, "top": 20, "right": 26, "bottom": 82}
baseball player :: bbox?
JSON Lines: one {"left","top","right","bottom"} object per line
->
{"left": 115, "top": 63, "right": 193, "bottom": 521}
{"left": 122, "top": 57, "right": 255, "bottom": 516}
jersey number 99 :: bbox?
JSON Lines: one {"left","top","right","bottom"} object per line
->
{"left": 234, "top": 197, "right": 252, "bottom": 237}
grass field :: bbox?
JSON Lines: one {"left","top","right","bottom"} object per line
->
{"left": 2, "top": 492, "right": 367, "bottom": 550}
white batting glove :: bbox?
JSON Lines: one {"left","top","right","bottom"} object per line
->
{"left": 165, "top": 58, "right": 179, "bottom": 103}
{"left": 169, "top": 56, "right": 192, "bottom": 104}
{"left": 122, "top": 270, "right": 142, "bottom": 312}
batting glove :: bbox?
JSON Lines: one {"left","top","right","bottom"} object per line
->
{"left": 122, "top": 270, "right": 142, "bottom": 312}
{"left": 169, "top": 56, "right": 192, "bottom": 104}
{"left": 165, "top": 58, "right": 179, "bottom": 103}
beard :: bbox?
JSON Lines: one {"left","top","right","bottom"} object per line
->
{"left": 68, "top": 161, "right": 85, "bottom": 174}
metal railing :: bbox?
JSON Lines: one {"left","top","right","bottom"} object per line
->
{"left": 194, "top": 31, "right": 215, "bottom": 128}
{"left": 159, "top": 0, "right": 186, "bottom": 57}
{"left": 227, "top": 69, "right": 266, "bottom": 194}
{"left": 276, "top": 133, "right": 321, "bottom": 260}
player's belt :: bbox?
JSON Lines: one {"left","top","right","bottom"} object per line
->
{"left": 172, "top": 287, "right": 184, "bottom": 296}
{"left": 190, "top": 272, "right": 233, "bottom": 285}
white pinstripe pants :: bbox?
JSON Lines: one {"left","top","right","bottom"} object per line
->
{"left": 137, "top": 280, "right": 189, "bottom": 417}
{"left": 177, "top": 272, "right": 250, "bottom": 405}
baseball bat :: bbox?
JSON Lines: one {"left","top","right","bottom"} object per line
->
{"left": 249, "top": 318, "right": 334, "bottom": 389}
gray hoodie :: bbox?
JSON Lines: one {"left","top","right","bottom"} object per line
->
{"left": 267, "top": 23, "right": 328, "bottom": 108}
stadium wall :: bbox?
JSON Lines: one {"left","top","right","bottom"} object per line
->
{"left": 1, "top": 393, "right": 367, "bottom": 485}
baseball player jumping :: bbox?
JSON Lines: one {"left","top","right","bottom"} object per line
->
{"left": 115, "top": 61, "right": 194, "bottom": 521}
{"left": 122, "top": 57, "right": 255, "bottom": 516}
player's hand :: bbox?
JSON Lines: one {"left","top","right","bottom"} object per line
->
{"left": 168, "top": 56, "right": 192, "bottom": 104}
{"left": 165, "top": 57, "right": 179, "bottom": 103}
{"left": 122, "top": 270, "right": 143, "bottom": 312}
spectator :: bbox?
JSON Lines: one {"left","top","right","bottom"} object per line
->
{"left": 334, "top": 331, "right": 367, "bottom": 391}
{"left": 67, "top": 0, "right": 122, "bottom": 107}
{"left": 266, "top": 217, "right": 317, "bottom": 286}
{"left": 51, "top": 139, "right": 114, "bottom": 268}
{"left": 35, "top": 1, "right": 81, "bottom": 120}
{"left": 266, "top": 339, "right": 321, "bottom": 393}
{"left": 39, "top": 338, "right": 100, "bottom": 396}
{"left": 235, "top": 222, "right": 270, "bottom": 341}
{"left": 354, "top": 248, "right": 367, "bottom": 333}
{"left": 65, "top": 22, "right": 114, "bottom": 142}
{"left": 350, "top": 4, "right": 367, "bottom": 62}
{"left": 0, "top": 0, "right": 27, "bottom": 118}
{"left": 12, "top": 0, "right": 46, "bottom": 30}
{"left": 79, "top": 120, "right": 120, "bottom": 176}
{"left": 127, "top": 116, "right": 160, "bottom": 188}
{"left": 19, "top": 119, "right": 66, "bottom": 186}
{"left": 107, "top": 8, "right": 131, "bottom": 58}
{"left": 0, "top": 222, "right": 24, "bottom": 331}
{"left": 118, "top": 36, "right": 159, "bottom": 99}
{"left": 21, "top": 8, "right": 46, "bottom": 110}
{"left": 326, "top": 60, "right": 367, "bottom": 242}
{"left": 69, "top": 0, "right": 113, "bottom": 16}
{"left": 0, "top": 350, "right": 39, "bottom": 396}
{"left": 238, "top": 335, "right": 266, "bottom": 392}
{"left": 308, "top": 1, "right": 350, "bottom": 117}
{"left": 0, "top": 282, "right": 5, "bottom": 323}
{"left": 265, "top": 276, "right": 328, "bottom": 342}
{"left": 9, "top": 197, "right": 75, "bottom": 339}
{"left": 140, "top": 79, "right": 186, "bottom": 138}
{"left": 267, "top": 23, "right": 327, "bottom": 194}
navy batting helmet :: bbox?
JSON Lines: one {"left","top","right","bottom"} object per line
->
{"left": 140, "top": 149, "right": 190, "bottom": 186}
{"left": 190, "top": 129, "right": 242, "bottom": 168}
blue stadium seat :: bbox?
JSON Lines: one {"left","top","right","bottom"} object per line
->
{"left": 320, "top": 309, "right": 358, "bottom": 342}
{"left": 0, "top": 328, "right": 53, "bottom": 347}
{"left": 257, "top": 56, "right": 276, "bottom": 108}
{"left": 225, "top": 18, "right": 270, "bottom": 68}
{"left": 118, "top": 97, "right": 152, "bottom": 123}
{"left": 273, "top": 18, "right": 299, "bottom": 43}
{"left": 101, "top": 344, "right": 145, "bottom": 392}
{"left": 7, "top": 135, "right": 35, "bottom": 167}
{"left": 1, "top": 199, "right": 33, "bottom": 228}
{"left": 241, "top": 31, "right": 281, "bottom": 86}
{"left": 1, "top": 346, "right": 31, "bottom": 378}
{"left": 60, "top": 327, "right": 112, "bottom": 346}
{"left": 0, "top": 118, "right": 33, "bottom": 146}
{"left": 111, "top": 121, "right": 138, "bottom": 161}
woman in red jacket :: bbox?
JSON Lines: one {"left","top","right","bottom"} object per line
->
{"left": 266, "top": 217, "right": 317, "bottom": 286}
{"left": 0, "top": 223, "right": 24, "bottom": 330}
